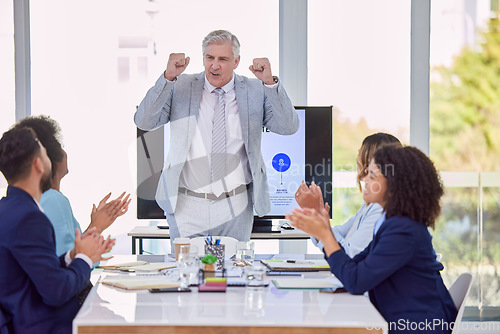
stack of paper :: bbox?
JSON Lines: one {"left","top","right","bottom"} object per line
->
{"left": 261, "top": 259, "right": 330, "bottom": 272}
{"left": 98, "top": 261, "right": 176, "bottom": 272}
{"left": 101, "top": 276, "right": 179, "bottom": 290}
{"left": 272, "top": 278, "right": 342, "bottom": 290}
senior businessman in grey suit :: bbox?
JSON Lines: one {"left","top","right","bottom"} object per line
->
{"left": 134, "top": 30, "right": 299, "bottom": 242}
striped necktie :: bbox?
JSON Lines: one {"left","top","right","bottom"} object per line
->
{"left": 211, "top": 88, "right": 226, "bottom": 193}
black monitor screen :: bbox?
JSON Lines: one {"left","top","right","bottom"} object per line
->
{"left": 136, "top": 106, "right": 333, "bottom": 221}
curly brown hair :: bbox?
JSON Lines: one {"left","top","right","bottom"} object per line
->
{"left": 14, "top": 116, "right": 64, "bottom": 178}
{"left": 373, "top": 145, "right": 444, "bottom": 229}
{"left": 357, "top": 133, "right": 401, "bottom": 191}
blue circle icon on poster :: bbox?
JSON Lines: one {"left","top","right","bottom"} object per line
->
{"left": 272, "top": 153, "right": 291, "bottom": 173}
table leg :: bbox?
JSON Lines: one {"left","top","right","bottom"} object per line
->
{"left": 139, "top": 238, "right": 143, "bottom": 255}
{"left": 132, "top": 237, "right": 136, "bottom": 255}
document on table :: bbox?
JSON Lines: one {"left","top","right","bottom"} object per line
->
{"left": 272, "top": 278, "right": 343, "bottom": 290}
{"left": 101, "top": 276, "right": 180, "bottom": 290}
{"left": 261, "top": 259, "right": 330, "bottom": 272}
{"left": 97, "top": 261, "right": 176, "bottom": 271}
{"left": 97, "top": 261, "right": 148, "bottom": 270}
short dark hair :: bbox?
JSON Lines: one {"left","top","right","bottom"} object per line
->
{"left": 373, "top": 145, "right": 444, "bottom": 229}
{"left": 0, "top": 127, "right": 41, "bottom": 183}
{"left": 15, "top": 115, "right": 63, "bottom": 178}
{"left": 357, "top": 133, "right": 401, "bottom": 191}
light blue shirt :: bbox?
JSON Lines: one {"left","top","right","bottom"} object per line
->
{"left": 312, "top": 202, "right": 384, "bottom": 257}
{"left": 373, "top": 212, "right": 387, "bottom": 236}
{"left": 40, "top": 189, "right": 82, "bottom": 256}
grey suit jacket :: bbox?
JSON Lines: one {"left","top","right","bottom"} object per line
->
{"left": 134, "top": 72, "right": 299, "bottom": 216}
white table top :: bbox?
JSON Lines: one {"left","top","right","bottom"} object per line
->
{"left": 73, "top": 255, "right": 387, "bottom": 333}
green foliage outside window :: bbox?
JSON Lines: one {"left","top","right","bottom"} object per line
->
{"left": 430, "top": 11, "right": 500, "bottom": 307}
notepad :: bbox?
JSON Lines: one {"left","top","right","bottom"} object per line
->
{"left": 261, "top": 259, "right": 330, "bottom": 272}
{"left": 272, "top": 278, "right": 342, "bottom": 290}
{"left": 97, "top": 261, "right": 176, "bottom": 272}
{"left": 123, "top": 263, "right": 176, "bottom": 271}
{"left": 98, "top": 261, "right": 148, "bottom": 270}
{"left": 101, "top": 276, "right": 180, "bottom": 290}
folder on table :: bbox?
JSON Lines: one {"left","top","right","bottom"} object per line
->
{"left": 101, "top": 276, "right": 179, "bottom": 290}
{"left": 272, "top": 278, "right": 342, "bottom": 290}
{"left": 97, "top": 261, "right": 176, "bottom": 272}
{"left": 261, "top": 259, "right": 330, "bottom": 272}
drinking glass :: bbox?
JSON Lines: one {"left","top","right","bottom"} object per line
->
{"left": 177, "top": 245, "right": 199, "bottom": 288}
{"left": 236, "top": 241, "right": 255, "bottom": 265}
{"left": 245, "top": 265, "right": 267, "bottom": 288}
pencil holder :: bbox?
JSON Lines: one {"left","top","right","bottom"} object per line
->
{"left": 204, "top": 244, "right": 225, "bottom": 270}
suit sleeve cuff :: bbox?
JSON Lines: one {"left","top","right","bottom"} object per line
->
{"left": 75, "top": 254, "right": 93, "bottom": 269}
{"left": 264, "top": 76, "right": 278, "bottom": 87}
{"left": 64, "top": 250, "right": 72, "bottom": 266}
{"left": 162, "top": 72, "right": 176, "bottom": 83}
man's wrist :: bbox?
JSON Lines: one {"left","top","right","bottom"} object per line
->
{"left": 164, "top": 71, "right": 176, "bottom": 82}
{"left": 74, "top": 254, "right": 93, "bottom": 269}
{"left": 264, "top": 76, "right": 278, "bottom": 86}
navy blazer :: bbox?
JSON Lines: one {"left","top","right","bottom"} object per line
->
{"left": 328, "top": 216, "right": 457, "bottom": 334}
{"left": 0, "top": 186, "right": 91, "bottom": 334}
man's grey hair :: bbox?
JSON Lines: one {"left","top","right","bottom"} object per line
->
{"left": 202, "top": 30, "right": 240, "bottom": 58}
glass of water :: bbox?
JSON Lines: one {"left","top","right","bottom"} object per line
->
{"left": 236, "top": 241, "right": 255, "bottom": 265}
{"left": 177, "top": 245, "right": 199, "bottom": 288}
{"left": 245, "top": 264, "right": 267, "bottom": 288}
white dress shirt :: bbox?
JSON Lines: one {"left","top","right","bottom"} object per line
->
{"left": 179, "top": 75, "right": 252, "bottom": 196}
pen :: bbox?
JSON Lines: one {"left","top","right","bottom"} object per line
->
{"left": 286, "top": 260, "right": 313, "bottom": 264}
{"left": 210, "top": 235, "right": 213, "bottom": 245}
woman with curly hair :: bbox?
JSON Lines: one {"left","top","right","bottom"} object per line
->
{"left": 295, "top": 132, "right": 401, "bottom": 257}
{"left": 287, "top": 145, "right": 457, "bottom": 334}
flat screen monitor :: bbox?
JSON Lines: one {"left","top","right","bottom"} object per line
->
{"left": 136, "top": 106, "right": 333, "bottom": 226}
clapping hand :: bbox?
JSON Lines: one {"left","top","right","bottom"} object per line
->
{"left": 89, "top": 192, "right": 131, "bottom": 234}
{"left": 73, "top": 228, "right": 116, "bottom": 263}
{"left": 295, "top": 181, "right": 330, "bottom": 213}
{"left": 286, "top": 206, "right": 332, "bottom": 243}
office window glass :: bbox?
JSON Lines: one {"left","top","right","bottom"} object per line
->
{"left": 430, "top": 0, "right": 500, "bottom": 312}
{"left": 30, "top": 0, "right": 278, "bottom": 254}
{"left": 308, "top": 0, "right": 411, "bottom": 226}
{"left": 0, "top": 0, "right": 15, "bottom": 191}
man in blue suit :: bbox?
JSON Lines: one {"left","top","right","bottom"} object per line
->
{"left": 0, "top": 126, "right": 114, "bottom": 334}
{"left": 135, "top": 30, "right": 299, "bottom": 242}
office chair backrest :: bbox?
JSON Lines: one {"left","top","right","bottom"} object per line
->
{"left": 190, "top": 236, "right": 238, "bottom": 256}
{"left": 448, "top": 273, "right": 473, "bottom": 334}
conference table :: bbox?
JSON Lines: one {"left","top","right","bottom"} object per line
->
{"left": 73, "top": 255, "right": 387, "bottom": 333}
